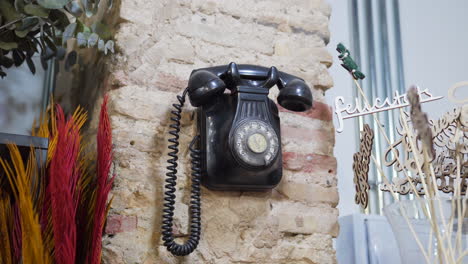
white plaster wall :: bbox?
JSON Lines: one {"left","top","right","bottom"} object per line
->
{"left": 399, "top": 0, "right": 468, "bottom": 119}
{"left": 325, "top": 0, "right": 359, "bottom": 217}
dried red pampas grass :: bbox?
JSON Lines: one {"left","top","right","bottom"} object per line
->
{"left": 48, "top": 105, "right": 83, "bottom": 264}
{"left": 89, "top": 96, "right": 114, "bottom": 264}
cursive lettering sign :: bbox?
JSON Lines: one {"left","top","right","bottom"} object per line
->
{"left": 380, "top": 107, "right": 468, "bottom": 195}
{"left": 448, "top": 81, "right": 468, "bottom": 104}
{"left": 334, "top": 87, "right": 443, "bottom": 133}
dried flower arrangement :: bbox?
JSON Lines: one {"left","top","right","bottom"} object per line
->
{"left": 0, "top": 0, "right": 115, "bottom": 78}
{"left": 337, "top": 43, "right": 468, "bottom": 263}
{"left": 0, "top": 96, "right": 113, "bottom": 264}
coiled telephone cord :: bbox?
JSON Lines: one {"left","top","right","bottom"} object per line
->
{"left": 162, "top": 88, "right": 202, "bottom": 256}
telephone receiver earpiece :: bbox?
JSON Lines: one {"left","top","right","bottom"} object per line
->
{"left": 187, "top": 70, "right": 226, "bottom": 107}
{"left": 277, "top": 78, "right": 313, "bottom": 112}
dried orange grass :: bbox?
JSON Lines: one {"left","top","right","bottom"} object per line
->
{"left": 0, "top": 145, "right": 51, "bottom": 264}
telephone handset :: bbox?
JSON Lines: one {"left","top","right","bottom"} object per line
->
{"left": 162, "top": 62, "right": 313, "bottom": 256}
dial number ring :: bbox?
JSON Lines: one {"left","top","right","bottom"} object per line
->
{"left": 232, "top": 120, "right": 279, "bottom": 167}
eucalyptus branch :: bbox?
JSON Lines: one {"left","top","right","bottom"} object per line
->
{"left": 0, "top": 0, "right": 115, "bottom": 78}
{"left": 0, "top": 17, "right": 25, "bottom": 32}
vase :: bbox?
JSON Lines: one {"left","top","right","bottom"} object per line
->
{"left": 384, "top": 198, "right": 468, "bottom": 264}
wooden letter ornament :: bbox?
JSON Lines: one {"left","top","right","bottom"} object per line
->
{"left": 353, "top": 124, "right": 374, "bottom": 208}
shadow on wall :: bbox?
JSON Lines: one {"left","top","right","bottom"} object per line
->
{"left": 53, "top": 0, "right": 122, "bottom": 130}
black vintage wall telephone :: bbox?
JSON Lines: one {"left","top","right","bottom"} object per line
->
{"left": 161, "top": 62, "right": 313, "bottom": 256}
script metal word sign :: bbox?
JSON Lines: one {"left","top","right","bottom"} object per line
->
{"left": 334, "top": 87, "right": 443, "bottom": 133}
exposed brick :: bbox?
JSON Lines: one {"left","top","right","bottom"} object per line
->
{"left": 110, "top": 70, "right": 130, "bottom": 88}
{"left": 174, "top": 15, "right": 276, "bottom": 54}
{"left": 105, "top": 214, "right": 138, "bottom": 234}
{"left": 119, "top": 0, "right": 154, "bottom": 25}
{"left": 281, "top": 126, "right": 335, "bottom": 156}
{"left": 154, "top": 72, "right": 187, "bottom": 93}
{"left": 283, "top": 152, "right": 337, "bottom": 175}
{"left": 278, "top": 182, "right": 339, "bottom": 206}
{"left": 279, "top": 101, "right": 333, "bottom": 122}
{"left": 275, "top": 204, "right": 338, "bottom": 236}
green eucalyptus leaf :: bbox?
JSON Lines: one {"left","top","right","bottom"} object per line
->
{"left": 0, "top": 42, "right": 19, "bottom": 50}
{"left": 27, "top": 42, "right": 38, "bottom": 53}
{"left": 84, "top": 0, "right": 97, "bottom": 17}
{"left": 85, "top": 5, "right": 93, "bottom": 17}
{"left": 104, "top": 40, "right": 114, "bottom": 54}
{"left": 24, "top": 4, "right": 50, "bottom": 17}
{"left": 42, "top": 46, "right": 56, "bottom": 60}
{"left": 62, "top": 22, "right": 77, "bottom": 45}
{"left": 76, "top": 32, "right": 89, "bottom": 47}
{"left": 87, "top": 33, "right": 99, "bottom": 47}
{"left": 16, "top": 17, "right": 39, "bottom": 31}
{"left": 25, "top": 54, "right": 36, "bottom": 74}
{"left": 83, "top": 25, "right": 91, "bottom": 33}
{"left": 12, "top": 50, "right": 25, "bottom": 66}
{"left": 37, "top": 0, "right": 70, "bottom": 9}
{"left": 14, "top": 29, "right": 29, "bottom": 38}
{"left": 75, "top": 19, "right": 85, "bottom": 33}
{"left": 0, "top": 0, "right": 22, "bottom": 22}
{"left": 14, "top": 20, "right": 34, "bottom": 38}
{"left": 97, "top": 38, "right": 105, "bottom": 52}
{"left": 48, "top": 9, "right": 70, "bottom": 29}
{"left": 32, "top": 37, "right": 46, "bottom": 55}
{"left": 43, "top": 24, "right": 56, "bottom": 39}
{"left": 40, "top": 55, "right": 48, "bottom": 70}
{"left": 14, "top": 0, "right": 25, "bottom": 12}
{"left": 44, "top": 37, "right": 57, "bottom": 52}
{"left": 91, "top": 21, "right": 111, "bottom": 40}
{"left": 0, "top": 56, "right": 14, "bottom": 68}
{"left": 65, "top": 1, "right": 83, "bottom": 17}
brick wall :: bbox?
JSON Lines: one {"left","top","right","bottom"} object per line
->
{"left": 102, "top": 0, "right": 338, "bottom": 263}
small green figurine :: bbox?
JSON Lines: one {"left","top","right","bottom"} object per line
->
{"left": 336, "top": 43, "right": 365, "bottom": 80}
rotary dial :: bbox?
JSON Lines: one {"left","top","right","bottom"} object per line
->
{"left": 232, "top": 120, "right": 279, "bottom": 167}
{"left": 247, "top": 133, "right": 268, "bottom": 153}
